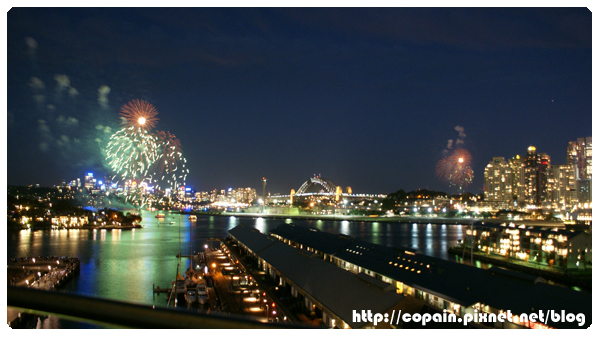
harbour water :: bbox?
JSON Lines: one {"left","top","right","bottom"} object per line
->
{"left": 7, "top": 210, "right": 470, "bottom": 326}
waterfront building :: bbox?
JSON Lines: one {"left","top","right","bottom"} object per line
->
{"left": 228, "top": 225, "right": 415, "bottom": 329}
{"left": 464, "top": 222, "right": 591, "bottom": 269}
{"left": 51, "top": 215, "right": 88, "bottom": 227}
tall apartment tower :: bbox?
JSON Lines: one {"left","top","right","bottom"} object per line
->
{"left": 522, "top": 147, "right": 550, "bottom": 206}
{"left": 538, "top": 152, "right": 551, "bottom": 204}
{"left": 483, "top": 157, "right": 512, "bottom": 204}
{"left": 548, "top": 165, "right": 576, "bottom": 208}
{"left": 523, "top": 147, "right": 539, "bottom": 205}
{"left": 567, "top": 137, "right": 592, "bottom": 203}
{"left": 508, "top": 155, "right": 525, "bottom": 204}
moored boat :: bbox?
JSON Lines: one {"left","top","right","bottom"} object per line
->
{"left": 185, "top": 287, "right": 197, "bottom": 304}
{"left": 197, "top": 278, "right": 208, "bottom": 305}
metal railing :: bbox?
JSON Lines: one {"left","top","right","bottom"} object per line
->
{"left": 7, "top": 286, "right": 297, "bottom": 329}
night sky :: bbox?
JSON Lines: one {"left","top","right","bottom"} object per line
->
{"left": 6, "top": 8, "right": 592, "bottom": 195}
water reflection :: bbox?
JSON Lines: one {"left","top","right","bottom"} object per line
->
{"left": 255, "top": 217, "right": 266, "bottom": 233}
{"left": 371, "top": 222, "right": 381, "bottom": 245}
{"left": 316, "top": 220, "right": 324, "bottom": 230}
{"left": 228, "top": 216, "right": 238, "bottom": 231}
{"left": 340, "top": 220, "right": 350, "bottom": 235}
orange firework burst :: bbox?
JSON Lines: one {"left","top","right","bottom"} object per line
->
{"left": 436, "top": 148, "right": 474, "bottom": 189}
{"left": 120, "top": 99, "right": 159, "bottom": 130}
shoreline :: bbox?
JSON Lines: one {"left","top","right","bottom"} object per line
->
{"left": 447, "top": 247, "right": 592, "bottom": 290}
{"left": 179, "top": 211, "right": 565, "bottom": 227}
{"left": 9, "top": 224, "right": 143, "bottom": 231}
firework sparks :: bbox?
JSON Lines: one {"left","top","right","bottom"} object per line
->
{"left": 152, "top": 131, "right": 189, "bottom": 190}
{"left": 120, "top": 99, "right": 159, "bottom": 130}
{"left": 436, "top": 148, "right": 474, "bottom": 190}
{"left": 106, "top": 98, "right": 189, "bottom": 206}
{"left": 106, "top": 126, "right": 158, "bottom": 182}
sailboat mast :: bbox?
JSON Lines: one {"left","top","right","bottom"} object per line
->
{"left": 189, "top": 217, "right": 193, "bottom": 271}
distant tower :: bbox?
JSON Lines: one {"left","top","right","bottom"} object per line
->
{"left": 483, "top": 157, "right": 511, "bottom": 204}
{"left": 84, "top": 173, "right": 95, "bottom": 189}
{"left": 346, "top": 186, "right": 352, "bottom": 194}
{"left": 508, "top": 155, "right": 524, "bottom": 204}
{"left": 262, "top": 177, "right": 267, "bottom": 213}
{"left": 290, "top": 189, "right": 295, "bottom": 204}
{"left": 335, "top": 186, "right": 342, "bottom": 201}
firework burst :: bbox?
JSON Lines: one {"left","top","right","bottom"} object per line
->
{"left": 106, "top": 99, "right": 190, "bottom": 206}
{"left": 120, "top": 99, "right": 159, "bottom": 131}
{"left": 106, "top": 126, "right": 158, "bottom": 182}
{"left": 436, "top": 148, "right": 474, "bottom": 190}
{"left": 152, "top": 131, "right": 189, "bottom": 190}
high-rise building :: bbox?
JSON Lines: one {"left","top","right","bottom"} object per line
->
{"left": 547, "top": 165, "right": 577, "bottom": 209}
{"left": 523, "top": 147, "right": 539, "bottom": 205}
{"left": 522, "top": 147, "right": 550, "bottom": 206}
{"left": 538, "top": 152, "right": 551, "bottom": 204}
{"left": 508, "top": 155, "right": 525, "bottom": 203}
{"left": 567, "top": 137, "right": 592, "bottom": 204}
{"left": 578, "top": 179, "right": 591, "bottom": 203}
{"left": 568, "top": 137, "right": 592, "bottom": 180}
{"left": 487, "top": 140, "right": 590, "bottom": 210}
{"left": 483, "top": 157, "right": 512, "bottom": 204}
{"left": 84, "top": 173, "right": 95, "bottom": 189}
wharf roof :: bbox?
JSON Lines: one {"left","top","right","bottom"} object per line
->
{"left": 269, "top": 223, "right": 591, "bottom": 328}
{"left": 228, "top": 224, "right": 277, "bottom": 253}
{"left": 229, "top": 225, "right": 406, "bottom": 329}
{"left": 269, "top": 223, "right": 419, "bottom": 255}
{"left": 269, "top": 223, "right": 355, "bottom": 254}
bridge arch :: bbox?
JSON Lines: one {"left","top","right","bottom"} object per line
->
{"left": 297, "top": 176, "right": 338, "bottom": 194}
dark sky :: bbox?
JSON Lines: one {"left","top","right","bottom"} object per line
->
{"left": 6, "top": 8, "right": 592, "bottom": 195}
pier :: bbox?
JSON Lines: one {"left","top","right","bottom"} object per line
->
{"left": 153, "top": 240, "right": 294, "bottom": 324}
{"left": 7, "top": 256, "right": 80, "bottom": 327}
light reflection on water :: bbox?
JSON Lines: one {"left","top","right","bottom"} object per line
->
{"left": 7, "top": 210, "right": 467, "bottom": 307}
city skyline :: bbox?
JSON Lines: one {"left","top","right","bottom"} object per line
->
{"left": 6, "top": 8, "right": 592, "bottom": 194}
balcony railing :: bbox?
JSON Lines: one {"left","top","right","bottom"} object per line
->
{"left": 8, "top": 286, "right": 295, "bottom": 329}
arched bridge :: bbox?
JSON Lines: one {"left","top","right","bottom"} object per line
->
{"left": 297, "top": 175, "right": 338, "bottom": 194}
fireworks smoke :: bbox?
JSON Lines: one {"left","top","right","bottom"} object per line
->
{"left": 98, "top": 85, "right": 111, "bottom": 108}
